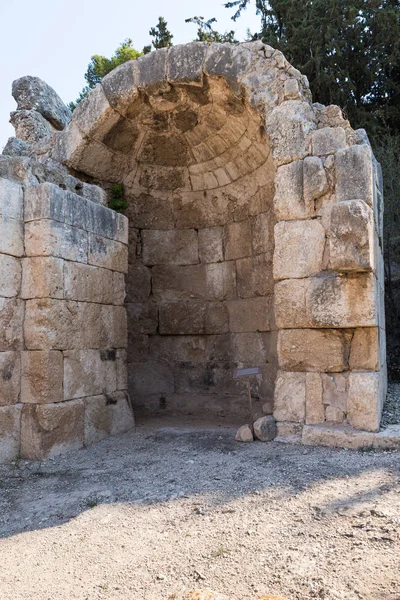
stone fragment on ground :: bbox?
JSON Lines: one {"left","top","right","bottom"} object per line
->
{"left": 253, "top": 416, "right": 277, "bottom": 441}
{"left": 235, "top": 424, "right": 254, "bottom": 442}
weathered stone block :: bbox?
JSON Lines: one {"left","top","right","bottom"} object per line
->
{"left": 278, "top": 329, "right": 350, "bottom": 372}
{"left": 168, "top": 42, "right": 208, "bottom": 84}
{"left": 0, "top": 404, "right": 21, "bottom": 463}
{"left": 224, "top": 220, "right": 252, "bottom": 260}
{"left": 305, "top": 372, "right": 324, "bottom": 424}
{"left": 24, "top": 299, "right": 78, "bottom": 350}
{"left": 12, "top": 75, "right": 72, "bottom": 129}
{"left": 129, "top": 361, "right": 174, "bottom": 395}
{"left": 0, "top": 298, "right": 24, "bottom": 351}
{"left": 235, "top": 424, "right": 254, "bottom": 442}
{"left": 136, "top": 48, "right": 168, "bottom": 91}
{"left": 0, "top": 352, "right": 21, "bottom": 406}
{"left": 251, "top": 212, "right": 274, "bottom": 255}
{"left": 21, "top": 350, "right": 63, "bottom": 404}
{"left": 205, "top": 262, "right": 237, "bottom": 300}
{"left": 21, "top": 257, "right": 63, "bottom": 299}
{"left": 64, "top": 262, "right": 113, "bottom": 304}
{"left": 101, "top": 60, "right": 138, "bottom": 115}
{"left": 21, "top": 400, "right": 84, "bottom": 460}
{"left": 127, "top": 334, "right": 149, "bottom": 363}
{"left": 142, "top": 229, "right": 199, "bottom": 266}
{"left": 149, "top": 335, "right": 206, "bottom": 364}
{"left": 347, "top": 371, "right": 380, "bottom": 432}
{"left": 273, "top": 220, "right": 325, "bottom": 280}
{"left": 100, "top": 305, "right": 127, "bottom": 348}
{"left": 274, "top": 160, "right": 310, "bottom": 221}
{"left": 113, "top": 272, "right": 125, "bottom": 305}
{"left": 350, "top": 327, "right": 379, "bottom": 371}
{"left": 159, "top": 301, "right": 228, "bottom": 335}
{"left": 311, "top": 127, "right": 346, "bottom": 156}
{"left": 198, "top": 226, "right": 224, "bottom": 263}
{"left": 273, "top": 371, "right": 306, "bottom": 422}
{"left": 0, "top": 215, "right": 24, "bottom": 257}
{"left": 266, "top": 100, "right": 316, "bottom": 166}
{"left": 236, "top": 254, "right": 274, "bottom": 298}
{"left": 303, "top": 156, "right": 329, "bottom": 204}
{"left": 253, "top": 415, "right": 277, "bottom": 441}
{"left": 226, "top": 297, "right": 271, "bottom": 333}
{"left": 0, "top": 254, "right": 21, "bottom": 297}
{"left": 335, "top": 144, "right": 374, "bottom": 206}
{"left": 88, "top": 234, "right": 128, "bottom": 273}
{"left": 283, "top": 78, "right": 301, "bottom": 100}
{"left": 84, "top": 394, "right": 109, "bottom": 445}
{"left": 329, "top": 200, "right": 374, "bottom": 272}
{"left": 152, "top": 262, "right": 236, "bottom": 301}
{"left": 321, "top": 372, "right": 347, "bottom": 421}
{"left": 126, "top": 262, "right": 151, "bottom": 303}
{"left": 108, "top": 391, "right": 135, "bottom": 436}
{"left": 126, "top": 301, "right": 158, "bottom": 335}
{"left": 24, "top": 183, "right": 65, "bottom": 223}
{"left": 274, "top": 279, "right": 309, "bottom": 329}
{"left": 63, "top": 349, "right": 117, "bottom": 400}
{"left": 72, "top": 83, "right": 120, "bottom": 140}
{"left": 10, "top": 109, "right": 54, "bottom": 142}
{"left": 116, "top": 349, "right": 128, "bottom": 390}
{"left": 25, "top": 220, "right": 88, "bottom": 263}
{"left": 0, "top": 177, "right": 23, "bottom": 219}
{"left": 205, "top": 43, "right": 252, "bottom": 84}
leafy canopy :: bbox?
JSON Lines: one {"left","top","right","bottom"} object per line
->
{"left": 185, "top": 16, "right": 238, "bottom": 43}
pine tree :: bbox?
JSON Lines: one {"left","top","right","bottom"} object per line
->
{"left": 185, "top": 16, "right": 238, "bottom": 43}
{"left": 148, "top": 17, "right": 174, "bottom": 50}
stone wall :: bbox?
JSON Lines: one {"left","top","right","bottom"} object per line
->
{"left": 0, "top": 41, "right": 388, "bottom": 460}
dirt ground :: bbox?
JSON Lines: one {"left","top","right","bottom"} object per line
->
{"left": 0, "top": 415, "right": 400, "bottom": 600}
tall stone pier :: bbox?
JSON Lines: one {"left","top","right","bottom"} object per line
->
{"left": 0, "top": 41, "right": 388, "bottom": 461}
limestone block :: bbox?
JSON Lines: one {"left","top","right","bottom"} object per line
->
{"left": 100, "top": 305, "right": 127, "bottom": 348}
{"left": 235, "top": 424, "right": 254, "bottom": 442}
{"left": 101, "top": 60, "right": 138, "bottom": 115}
{"left": 284, "top": 78, "right": 301, "bottom": 100}
{"left": 265, "top": 100, "right": 316, "bottom": 166}
{"left": 335, "top": 144, "right": 374, "bottom": 206}
{"left": 25, "top": 220, "right": 88, "bottom": 263}
{"left": 275, "top": 421, "right": 303, "bottom": 443}
{"left": 21, "top": 350, "right": 63, "bottom": 404}
{"left": 0, "top": 177, "right": 23, "bottom": 219}
{"left": 0, "top": 298, "right": 24, "bottom": 351}
{"left": 0, "top": 405, "right": 21, "bottom": 464}
{"left": 230, "top": 331, "right": 272, "bottom": 364}
{"left": 84, "top": 394, "right": 109, "bottom": 445}
{"left": 12, "top": 75, "right": 71, "bottom": 130}
{"left": 311, "top": 127, "right": 346, "bottom": 156}
{"left": 321, "top": 372, "right": 347, "bottom": 420}
{"left": 126, "top": 262, "right": 152, "bottom": 303}
{"left": 116, "top": 349, "right": 128, "bottom": 390}
{"left": 347, "top": 371, "right": 380, "bottom": 432}
{"left": 273, "top": 220, "right": 325, "bottom": 280}
{"left": 126, "top": 301, "right": 158, "bottom": 335}
{"left": 251, "top": 212, "right": 274, "bottom": 255}
{"left": 329, "top": 200, "right": 374, "bottom": 272}
{"left": 0, "top": 215, "right": 24, "bottom": 257}
{"left": 142, "top": 229, "right": 199, "bottom": 266}
{"left": 236, "top": 254, "right": 274, "bottom": 298}
{"left": 21, "top": 400, "right": 84, "bottom": 460}
{"left": 307, "top": 273, "right": 376, "bottom": 328}
{"left": 205, "top": 43, "right": 252, "bottom": 84}
{"left": 305, "top": 372, "right": 324, "bottom": 424}
{"left": 226, "top": 297, "right": 271, "bottom": 333}
{"left": 273, "top": 371, "right": 306, "bottom": 422}
{"left": 64, "top": 262, "right": 114, "bottom": 304}
{"left": 303, "top": 157, "right": 329, "bottom": 204}
{"left": 21, "top": 257, "right": 63, "bottom": 299}
{"left": 51, "top": 121, "right": 86, "bottom": 168}
{"left": 205, "top": 262, "right": 237, "bottom": 301}
{"left": 72, "top": 83, "right": 120, "bottom": 141}
{"left": 24, "top": 182, "right": 65, "bottom": 223}
{"left": 10, "top": 109, "right": 54, "bottom": 143}
{"left": 0, "top": 254, "right": 21, "bottom": 297}
{"left": 88, "top": 234, "right": 128, "bottom": 273}
{"left": 274, "top": 160, "right": 310, "bottom": 221}
{"left": 278, "top": 329, "right": 350, "bottom": 372}
{"left": 125, "top": 192, "right": 175, "bottom": 230}
{"left": 113, "top": 272, "right": 126, "bottom": 305}
{"left": 108, "top": 391, "right": 135, "bottom": 436}
{"left": 136, "top": 48, "right": 169, "bottom": 91}
{"left": 149, "top": 335, "right": 206, "bottom": 364}
{"left": 168, "top": 42, "right": 208, "bottom": 84}
{"left": 159, "top": 301, "right": 229, "bottom": 335}
{"left": 302, "top": 424, "right": 376, "bottom": 450}
{"left": 224, "top": 220, "right": 252, "bottom": 260}
{"left": 63, "top": 349, "right": 117, "bottom": 400}
{"left": 274, "top": 278, "right": 309, "bottom": 328}
{"left": 198, "top": 226, "right": 224, "bottom": 263}
{"left": 253, "top": 415, "right": 277, "bottom": 441}
{"left": 350, "top": 327, "right": 379, "bottom": 371}
{"left": 0, "top": 352, "right": 21, "bottom": 406}
{"left": 129, "top": 361, "right": 174, "bottom": 395}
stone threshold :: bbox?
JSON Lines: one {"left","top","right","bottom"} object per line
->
{"left": 276, "top": 423, "right": 400, "bottom": 450}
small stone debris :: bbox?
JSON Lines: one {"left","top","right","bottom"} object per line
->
{"left": 235, "top": 425, "right": 254, "bottom": 442}
{"left": 253, "top": 416, "right": 277, "bottom": 442}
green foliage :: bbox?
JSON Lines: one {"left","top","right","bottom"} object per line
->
{"left": 70, "top": 39, "right": 143, "bottom": 110}
{"left": 185, "top": 16, "right": 238, "bottom": 43}
{"left": 149, "top": 16, "right": 174, "bottom": 49}
{"left": 109, "top": 184, "right": 128, "bottom": 212}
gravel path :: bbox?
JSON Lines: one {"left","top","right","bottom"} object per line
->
{"left": 382, "top": 382, "right": 400, "bottom": 427}
{"left": 0, "top": 418, "right": 399, "bottom": 600}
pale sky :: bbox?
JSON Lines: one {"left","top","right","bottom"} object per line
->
{"left": 0, "top": 0, "right": 260, "bottom": 150}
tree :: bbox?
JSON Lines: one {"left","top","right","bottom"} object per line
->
{"left": 224, "top": 0, "right": 400, "bottom": 135}
{"left": 69, "top": 39, "right": 143, "bottom": 110}
{"left": 185, "top": 16, "right": 238, "bottom": 43}
{"left": 148, "top": 16, "right": 174, "bottom": 50}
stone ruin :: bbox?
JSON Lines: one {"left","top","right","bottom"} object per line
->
{"left": 0, "top": 41, "right": 390, "bottom": 462}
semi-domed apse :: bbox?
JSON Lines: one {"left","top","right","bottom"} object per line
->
{"left": 0, "top": 41, "right": 388, "bottom": 461}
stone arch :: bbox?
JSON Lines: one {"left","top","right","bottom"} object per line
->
{"left": 0, "top": 42, "right": 388, "bottom": 461}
